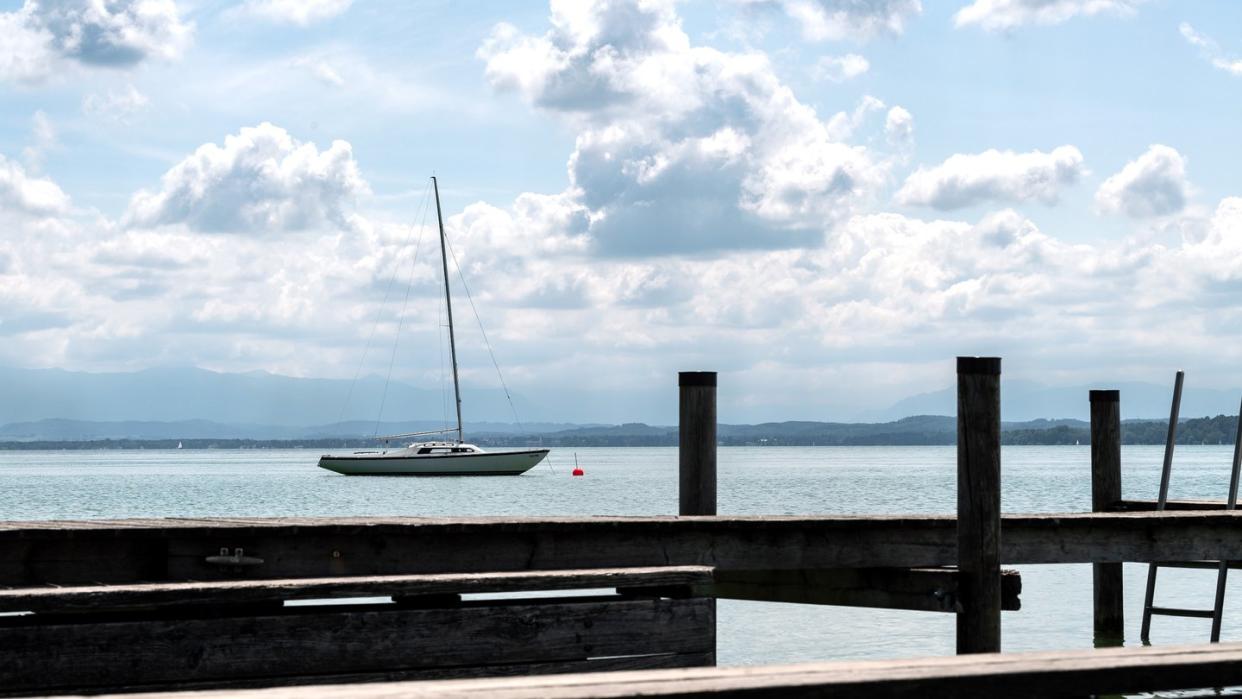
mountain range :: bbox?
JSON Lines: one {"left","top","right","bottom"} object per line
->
{"left": 0, "top": 365, "right": 1237, "bottom": 442}
{"left": 0, "top": 415, "right": 1081, "bottom": 444}
{"left": 0, "top": 366, "right": 532, "bottom": 426}
{"left": 863, "top": 379, "right": 1242, "bottom": 422}
{"left": 9, "top": 415, "right": 1240, "bottom": 448}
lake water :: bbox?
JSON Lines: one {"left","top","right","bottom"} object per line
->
{"left": 4, "top": 444, "right": 1241, "bottom": 669}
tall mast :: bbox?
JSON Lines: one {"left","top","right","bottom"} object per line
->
{"left": 432, "top": 177, "right": 464, "bottom": 444}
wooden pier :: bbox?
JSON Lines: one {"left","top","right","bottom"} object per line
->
{"left": 3, "top": 358, "right": 1241, "bottom": 696}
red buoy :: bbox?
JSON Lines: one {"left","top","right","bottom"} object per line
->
{"left": 572, "top": 467, "right": 584, "bottom": 477}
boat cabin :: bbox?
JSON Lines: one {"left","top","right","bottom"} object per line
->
{"left": 408, "top": 442, "right": 483, "bottom": 455}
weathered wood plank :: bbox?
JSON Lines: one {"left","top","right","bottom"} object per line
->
{"left": 9, "top": 511, "right": 1242, "bottom": 586}
{"left": 0, "top": 597, "right": 715, "bottom": 695}
{"left": 1153, "top": 559, "right": 1242, "bottom": 570}
{"left": 14, "top": 653, "right": 716, "bottom": 697}
{"left": 1112, "top": 499, "right": 1229, "bottom": 511}
{"left": 1002, "top": 511, "right": 1242, "bottom": 564}
{"left": 706, "top": 568, "right": 1020, "bottom": 613}
{"left": 955, "top": 356, "right": 1001, "bottom": 654}
{"left": 52, "top": 641, "right": 1242, "bottom": 699}
{"left": 0, "top": 566, "right": 714, "bottom": 613}
{"left": 1090, "top": 389, "right": 1124, "bottom": 642}
{"left": 1, "top": 515, "right": 961, "bottom": 585}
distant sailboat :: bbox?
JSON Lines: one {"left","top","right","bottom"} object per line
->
{"left": 318, "top": 177, "right": 549, "bottom": 476}
{"left": 177, "top": 441, "right": 183, "bottom": 449}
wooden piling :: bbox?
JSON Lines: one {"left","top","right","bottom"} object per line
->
{"left": 679, "top": 372, "right": 717, "bottom": 517}
{"left": 956, "top": 356, "right": 1002, "bottom": 654}
{"left": 1090, "top": 389, "right": 1124, "bottom": 645}
{"left": 678, "top": 371, "right": 719, "bottom": 667}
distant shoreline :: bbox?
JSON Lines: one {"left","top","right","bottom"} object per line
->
{"left": 1, "top": 415, "right": 1238, "bottom": 450}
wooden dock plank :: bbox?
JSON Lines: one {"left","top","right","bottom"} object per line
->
{"left": 7, "top": 512, "right": 1242, "bottom": 586}
{"left": 0, "top": 566, "right": 714, "bottom": 613}
{"left": 17, "top": 653, "right": 716, "bottom": 696}
{"left": 706, "top": 568, "right": 1020, "bottom": 613}
{"left": 59, "top": 641, "right": 1242, "bottom": 699}
{"left": 1, "top": 597, "right": 715, "bottom": 695}
{"left": 1112, "top": 499, "right": 1229, "bottom": 511}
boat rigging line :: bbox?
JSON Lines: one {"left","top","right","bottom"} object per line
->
{"left": 335, "top": 179, "right": 433, "bottom": 430}
{"left": 373, "top": 184, "right": 435, "bottom": 438}
{"left": 342, "top": 175, "right": 535, "bottom": 453}
{"left": 443, "top": 233, "right": 529, "bottom": 438}
{"left": 438, "top": 287, "right": 450, "bottom": 438}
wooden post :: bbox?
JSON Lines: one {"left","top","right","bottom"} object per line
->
{"left": 1090, "top": 389, "right": 1124, "bottom": 645}
{"left": 679, "top": 372, "right": 717, "bottom": 516}
{"left": 956, "top": 356, "right": 1002, "bottom": 654}
{"left": 678, "top": 371, "right": 718, "bottom": 667}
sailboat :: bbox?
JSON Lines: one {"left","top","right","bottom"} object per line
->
{"left": 317, "top": 178, "right": 550, "bottom": 476}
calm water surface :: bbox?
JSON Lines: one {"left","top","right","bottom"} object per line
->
{"left": 4, "top": 445, "right": 1241, "bottom": 671}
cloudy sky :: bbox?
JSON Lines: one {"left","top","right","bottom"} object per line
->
{"left": 2, "top": 0, "right": 1241, "bottom": 423}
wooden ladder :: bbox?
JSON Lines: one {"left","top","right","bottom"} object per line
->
{"left": 1141, "top": 371, "right": 1242, "bottom": 643}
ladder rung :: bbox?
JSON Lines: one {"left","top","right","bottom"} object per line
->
{"left": 1148, "top": 606, "right": 1217, "bottom": 619}
{"left": 1154, "top": 560, "right": 1224, "bottom": 570}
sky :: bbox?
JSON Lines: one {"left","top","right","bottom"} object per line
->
{"left": 2, "top": 0, "right": 1242, "bottom": 423}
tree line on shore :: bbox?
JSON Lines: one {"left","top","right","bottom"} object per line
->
{"left": 2, "top": 415, "right": 1238, "bottom": 449}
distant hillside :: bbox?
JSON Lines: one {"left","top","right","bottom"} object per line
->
{"left": 3, "top": 415, "right": 1239, "bottom": 449}
{"left": 871, "top": 380, "right": 1242, "bottom": 422}
{"left": 530, "top": 416, "right": 1081, "bottom": 447}
{"left": 3, "top": 365, "right": 1236, "bottom": 427}
{"left": 477, "top": 415, "right": 1239, "bottom": 447}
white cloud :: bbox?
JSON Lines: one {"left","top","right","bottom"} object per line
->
{"left": 752, "top": 0, "right": 922, "bottom": 41}
{"left": 3, "top": 123, "right": 1242, "bottom": 421}
{"left": 1180, "top": 23, "right": 1242, "bottom": 77}
{"left": 1179, "top": 22, "right": 1211, "bottom": 51}
{"left": 895, "top": 146, "right": 1084, "bottom": 210}
{"left": 235, "top": 0, "right": 353, "bottom": 26}
{"left": 884, "top": 106, "right": 913, "bottom": 149}
{"left": 478, "top": 0, "right": 901, "bottom": 255}
{"left": 453, "top": 192, "right": 590, "bottom": 263}
{"left": 8, "top": 0, "right": 1242, "bottom": 422}
{"left": 0, "top": 154, "right": 72, "bottom": 216}
{"left": 1095, "top": 145, "right": 1189, "bottom": 218}
{"left": 124, "top": 123, "right": 370, "bottom": 233}
{"left": 1176, "top": 197, "right": 1242, "bottom": 285}
{"left": 812, "top": 53, "right": 869, "bottom": 82}
{"left": 954, "top": 0, "right": 1142, "bottom": 31}
{"left": 428, "top": 200, "right": 1131, "bottom": 405}
{"left": 37, "top": 0, "right": 190, "bottom": 65}
{"left": 0, "top": 7, "right": 54, "bottom": 84}
{"left": 82, "top": 84, "right": 151, "bottom": 121}
{"left": 813, "top": 209, "right": 1089, "bottom": 324}
{"left": 0, "top": 0, "right": 191, "bottom": 84}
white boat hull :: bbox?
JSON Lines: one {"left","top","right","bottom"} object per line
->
{"left": 318, "top": 448, "right": 549, "bottom": 476}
